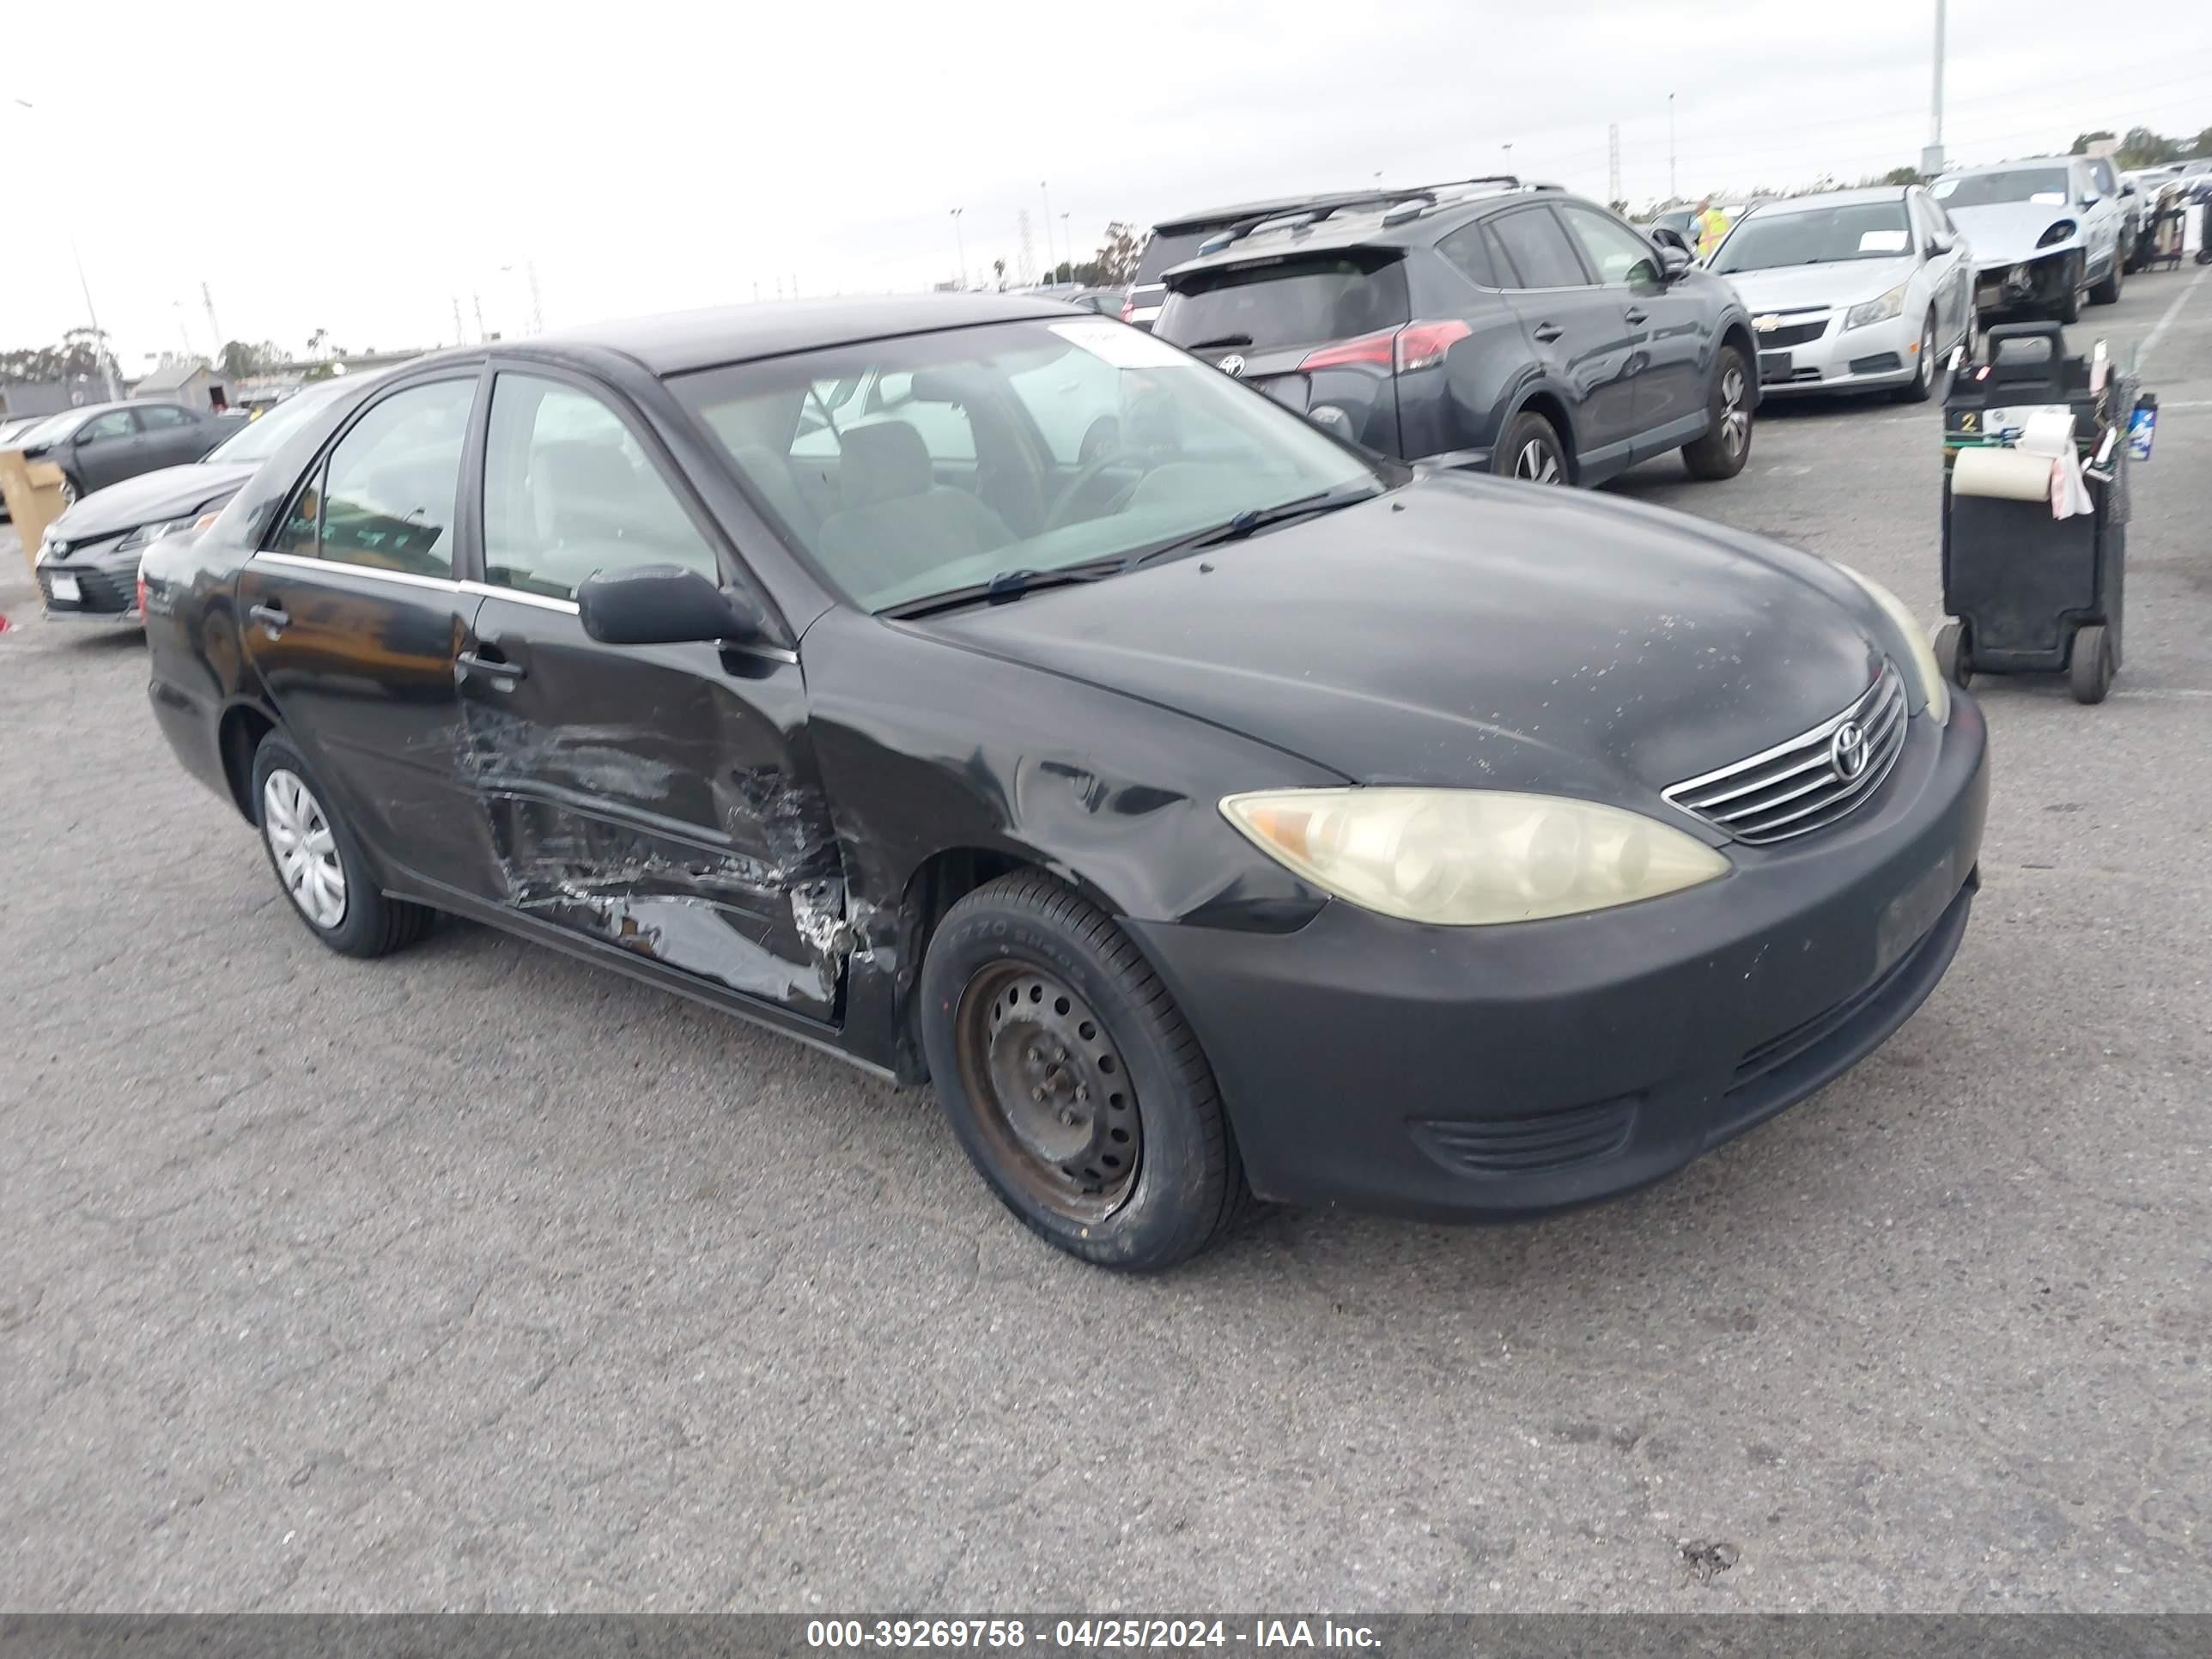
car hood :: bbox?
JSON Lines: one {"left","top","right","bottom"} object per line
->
{"left": 43, "top": 460, "right": 257, "bottom": 544}
{"left": 924, "top": 475, "right": 1887, "bottom": 806}
{"left": 1946, "top": 200, "right": 2076, "bottom": 264}
{"left": 1724, "top": 256, "right": 1916, "bottom": 314}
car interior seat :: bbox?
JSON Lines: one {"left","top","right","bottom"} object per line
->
{"left": 817, "top": 421, "right": 1012, "bottom": 599}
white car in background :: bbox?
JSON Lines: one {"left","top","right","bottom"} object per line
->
{"left": 1935, "top": 155, "right": 2126, "bottom": 322}
{"left": 1707, "top": 185, "right": 1976, "bottom": 403}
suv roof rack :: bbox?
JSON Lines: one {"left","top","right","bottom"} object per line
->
{"left": 1195, "top": 174, "right": 1546, "bottom": 255}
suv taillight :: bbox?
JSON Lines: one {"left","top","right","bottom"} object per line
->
{"left": 136, "top": 571, "right": 149, "bottom": 616}
{"left": 1121, "top": 297, "right": 1137, "bottom": 322}
{"left": 1299, "top": 319, "right": 1471, "bottom": 374}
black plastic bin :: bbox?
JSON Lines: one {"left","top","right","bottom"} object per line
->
{"left": 1937, "top": 321, "right": 2131, "bottom": 704}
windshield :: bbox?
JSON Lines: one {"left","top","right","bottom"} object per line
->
{"left": 207, "top": 380, "right": 357, "bottom": 464}
{"left": 1132, "top": 228, "right": 1212, "bottom": 286}
{"left": 16, "top": 409, "right": 91, "bottom": 448}
{"left": 1934, "top": 168, "right": 2071, "bottom": 208}
{"left": 669, "top": 317, "right": 1378, "bottom": 614}
{"left": 1158, "top": 256, "right": 1411, "bottom": 352}
{"left": 1711, "top": 202, "right": 1914, "bottom": 272}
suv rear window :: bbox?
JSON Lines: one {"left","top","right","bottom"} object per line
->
{"left": 1156, "top": 256, "right": 1410, "bottom": 352}
{"left": 1133, "top": 228, "right": 1214, "bottom": 287}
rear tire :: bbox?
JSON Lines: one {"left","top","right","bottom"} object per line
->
{"left": 919, "top": 871, "right": 1249, "bottom": 1271}
{"left": 1893, "top": 311, "right": 1939, "bottom": 403}
{"left": 1493, "top": 410, "right": 1568, "bottom": 486}
{"left": 251, "top": 733, "right": 434, "bottom": 958}
{"left": 1681, "top": 345, "right": 1753, "bottom": 480}
{"left": 2089, "top": 251, "right": 2123, "bottom": 306}
{"left": 1933, "top": 618, "right": 1972, "bottom": 689}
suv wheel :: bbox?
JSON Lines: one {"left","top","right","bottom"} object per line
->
{"left": 252, "top": 733, "right": 434, "bottom": 958}
{"left": 1495, "top": 411, "right": 1567, "bottom": 485}
{"left": 1681, "top": 346, "right": 1753, "bottom": 480}
{"left": 919, "top": 871, "right": 1250, "bottom": 1271}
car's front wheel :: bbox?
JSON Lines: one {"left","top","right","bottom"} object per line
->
{"left": 919, "top": 872, "right": 1249, "bottom": 1271}
{"left": 2053, "top": 258, "right": 2082, "bottom": 324}
{"left": 1681, "top": 345, "right": 1753, "bottom": 480}
{"left": 2089, "top": 247, "right": 2123, "bottom": 306}
{"left": 252, "top": 733, "right": 434, "bottom": 958}
{"left": 1893, "top": 310, "right": 1939, "bottom": 404}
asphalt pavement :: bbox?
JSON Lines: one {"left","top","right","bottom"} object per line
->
{"left": 4, "top": 269, "right": 2209, "bottom": 1613}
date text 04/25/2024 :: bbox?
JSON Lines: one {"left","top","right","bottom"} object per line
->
{"left": 805, "top": 1619, "right": 1382, "bottom": 1650}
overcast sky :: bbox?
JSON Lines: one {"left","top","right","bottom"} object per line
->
{"left": 6, "top": 0, "right": 2210, "bottom": 373}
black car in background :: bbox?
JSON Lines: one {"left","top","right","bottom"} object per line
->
{"left": 34, "top": 376, "right": 380, "bottom": 622}
{"left": 11, "top": 398, "right": 246, "bottom": 504}
{"left": 1153, "top": 179, "right": 1759, "bottom": 485}
{"left": 1121, "top": 190, "right": 1395, "bottom": 331}
{"left": 141, "top": 294, "right": 1981, "bottom": 1271}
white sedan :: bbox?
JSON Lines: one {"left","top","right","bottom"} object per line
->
{"left": 1708, "top": 185, "right": 1976, "bottom": 404}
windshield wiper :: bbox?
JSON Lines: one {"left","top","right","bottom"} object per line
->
{"left": 881, "top": 558, "right": 1125, "bottom": 620}
{"left": 1182, "top": 332, "right": 1254, "bottom": 351}
{"left": 1126, "top": 485, "right": 1381, "bottom": 569}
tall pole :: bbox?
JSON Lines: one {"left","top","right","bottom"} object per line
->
{"left": 1040, "top": 181, "right": 1056, "bottom": 283}
{"left": 1668, "top": 93, "right": 1678, "bottom": 200}
{"left": 1502, "top": 141, "right": 1513, "bottom": 174}
{"left": 1060, "top": 212, "right": 1071, "bottom": 281}
{"left": 951, "top": 207, "right": 967, "bottom": 289}
{"left": 1925, "top": 0, "right": 1947, "bottom": 175}
{"left": 202, "top": 281, "right": 223, "bottom": 356}
{"left": 18, "top": 100, "right": 118, "bottom": 398}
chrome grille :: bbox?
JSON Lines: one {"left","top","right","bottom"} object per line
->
{"left": 1663, "top": 665, "right": 1907, "bottom": 844}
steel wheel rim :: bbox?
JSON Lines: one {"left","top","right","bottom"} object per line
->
{"left": 1514, "top": 438, "right": 1562, "bottom": 484}
{"left": 953, "top": 961, "right": 1140, "bottom": 1223}
{"left": 262, "top": 769, "right": 347, "bottom": 930}
{"left": 1720, "top": 367, "right": 1750, "bottom": 456}
{"left": 1918, "top": 319, "right": 1935, "bottom": 388}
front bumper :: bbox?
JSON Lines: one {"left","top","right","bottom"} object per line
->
{"left": 1128, "top": 695, "right": 1989, "bottom": 1219}
{"left": 34, "top": 539, "right": 143, "bottom": 622}
{"left": 1755, "top": 309, "right": 1921, "bottom": 395}
{"left": 1975, "top": 251, "right": 2075, "bottom": 314}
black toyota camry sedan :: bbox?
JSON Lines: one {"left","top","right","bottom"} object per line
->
{"left": 142, "top": 293, "right": 1987, "bottom": 1271}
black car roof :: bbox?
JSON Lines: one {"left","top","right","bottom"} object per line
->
{"left": 1158, "top": 185, "right": 1569, "bottom": 282}
{"left": 530, "top": 293, "right": 1080, "bottom": 376}
{"left": 1153, "top": 190, "right": 1403, "bottom": 234}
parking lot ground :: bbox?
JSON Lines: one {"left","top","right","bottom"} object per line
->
{"left": 3, "top": 270, "right": 2209, "bottom": 1613}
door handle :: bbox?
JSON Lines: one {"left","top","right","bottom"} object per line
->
{"left": 1533, "top": 323, "right": 1565, "bottom": 343}
{"left": 247, "top": 602, "right": 289, "bottom": 633}
{"left": 1623, "top": 307, "right": 1650, "bottom": 325}
{"left": 458, "top": 649, "right": 527, "bottom": 682}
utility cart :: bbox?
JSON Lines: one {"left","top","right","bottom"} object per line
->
{"left": 1936, "top": 321, "right": 2141, "bottom": 705}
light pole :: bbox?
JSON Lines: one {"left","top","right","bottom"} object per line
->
{"left": 1924, "top": 0, "right": 1948, "bottom": 176}
{"left": 1502, "top": 141, "right": 1513, "bottom": 175}
{"left": 13, "top": 98, "right": 119, "bottom": 398}
{"left": 1060, "top": 212, "right": 1071, "bottom": 281}
{"left": 950, "top": 208, "right": 967, "bottom": 290}
{"left": 1040, "top": 182, "right": 1056, "bottom": 284}
{"left": 1668, "top": 92, "right": 1678, "bottom": 201}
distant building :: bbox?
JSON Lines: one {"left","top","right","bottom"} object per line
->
{"left": 0, "top": 377, "right": 106, "bottom": 419}
{"left": 132, "top": 358, "right": 231, "bottom": 414}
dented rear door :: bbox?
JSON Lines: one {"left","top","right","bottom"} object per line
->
{"left": 459, "top": 368, "right": 847, "bottom": 1024}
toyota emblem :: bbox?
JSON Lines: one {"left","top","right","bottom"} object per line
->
{"left": 1217, "top": 354, "right": 1247, "bottom": 377}
{"left": 1829, "top": 720, "right": 1869, "bottom": 782}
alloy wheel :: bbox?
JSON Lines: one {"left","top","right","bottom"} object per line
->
{"left": 1917, "top": 319, "right": 1936, "bottom": 391}
{"left": 1513, "top": 438, "right": 1564, "bottom": 484}
{"left": 954, "top": 962, "right": 1141, "bottom": 1223}
{"left": 1719, "top": 367, "right": 1750, "bottom": 458}
{"left": 60, "top": 477, "right": 77, "bottom": 507}
{"left": 262, "top": 768, "right": 348, "bottom": 930}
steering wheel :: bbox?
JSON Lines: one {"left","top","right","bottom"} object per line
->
{"left": 1046, "top": 447, "right": 1146, "bottom": 530}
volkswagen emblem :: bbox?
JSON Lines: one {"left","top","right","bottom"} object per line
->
{"left": 1829, "top": 720, "right": 1869, "bottom": 783}
{"left": 1217, "top": 354, "right": 1246, "bottom": 377}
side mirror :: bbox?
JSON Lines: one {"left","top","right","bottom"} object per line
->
{"left": 1658, "top": 244, "right": 1692, "bottom": 279}
{"left": 577, "top": 562, "right": 763, "bottom": 647}
{"left": 1650, "top": 225, "right": 1691, "bottom": 255}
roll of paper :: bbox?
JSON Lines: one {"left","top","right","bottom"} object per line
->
{"left": 1953, "top": 446, "right": 2055, "bottom": 501}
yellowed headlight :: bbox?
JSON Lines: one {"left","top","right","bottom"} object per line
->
{"left": 1221, "top": 789, "right": 1729, "bottom": 926}
{"left": 1830, "top": 562, "right": 1951, "bottom": 726}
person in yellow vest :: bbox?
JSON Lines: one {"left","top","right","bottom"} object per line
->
{"left": 1692, "top": 198, "right": 1731, "bottom": 261}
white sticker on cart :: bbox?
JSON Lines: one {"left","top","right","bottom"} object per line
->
{"left": 1050, "top": 320, "right": 1188, "bottom": 369}
{"left": 1857, "top": 229, "right": 1909, "bottom": 252}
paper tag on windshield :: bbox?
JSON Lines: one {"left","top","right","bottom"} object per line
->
{"left": 1858, "top": 229, "right": 1909, "bottom": 252}
{"left": 2030, "top": 191, "right": 2066, "bottom": 205}
{"left": 1050, "top": 320, "right": 1188, "bottom": 369}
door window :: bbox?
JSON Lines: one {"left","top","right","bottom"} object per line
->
{"left": 1437, "top": 223, "right": 1501, "bottom": 288}
{"left": 80, "top": 410, "right": 135, "bottom": 441}
{"left": 1554, "top": 204, "right": 1661, "bottom": 285}
{"left": 312, "top": 377, "right": 475, "bottom": 576}
{"left": 483, "top": 373, "right": 724, "bottom": 601}
{"left": 138, "top": 404, "right": 194, "bottom": 428}
{"left": 1487, "top": 209, "right": 1592, "bottom": 289}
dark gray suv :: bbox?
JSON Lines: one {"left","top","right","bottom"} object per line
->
{"left": 1154, "top": 179, "right": 1759, "bottom": 486}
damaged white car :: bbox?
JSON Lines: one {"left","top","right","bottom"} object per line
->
{"left": 1935, "top": 155, "right": 2126, "bottom": 324}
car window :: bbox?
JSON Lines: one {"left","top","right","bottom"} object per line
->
{"left": 1487, "top": 208, "right": 1590, "bottom": 289}
{"left": 1934, "top": 168, "right": 2070, "bottom": 208}
{"left": 1711, "top": 202, "right": 1914, "bottom": 272}
{"left": 1554, "top": 204, "right": 1660, "bottom": 285}
{"left": 1007, "top": 345, "right": 1126, "bottom": 464}
{"left": 2089, "top": 161, "right": 2116, "bottom": 197}
{"left": 271, "top": 466, "right": 324, "bottom": 558}
{"left": 1436, "top": 223, "right": 1499, "bottom": 287}
{"left": 81, "top": 410, "right": 136, "bottom": 441}
{"left": 482, "top": 373, "right": 722, "bottom": 602}
{"left": 1132, "top": 228, "right": 1211, "bottom": 287}
{"left": 138, "top": 404, "right": 193, "bottom": 428}
{"left": 312, "top": 378, "right": 475, "bottom": 577}
{"left": 866, "top": 373, "right": 976, "bottom": 460}
{"left": 1155, "top": 257, "right": 1410, "bottom": 351}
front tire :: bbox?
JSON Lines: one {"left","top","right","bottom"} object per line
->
{"left": 2053, "top": 259, "right": 2082, "bottom": 325}
{"left": 919, "top": 872, "right": 1249, "bottom": 1271}
{"left": 1893, "top": 311, "right": 1939, "bottom": 403}
{"left": 251, "top": 733, "right": 434, "bottom": 958}
{"left": 1681, "top": 345, "right": 1753, "bottom": 480}
{"left": 2089, "top": 248, "right": 2123, "bottom": 306}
